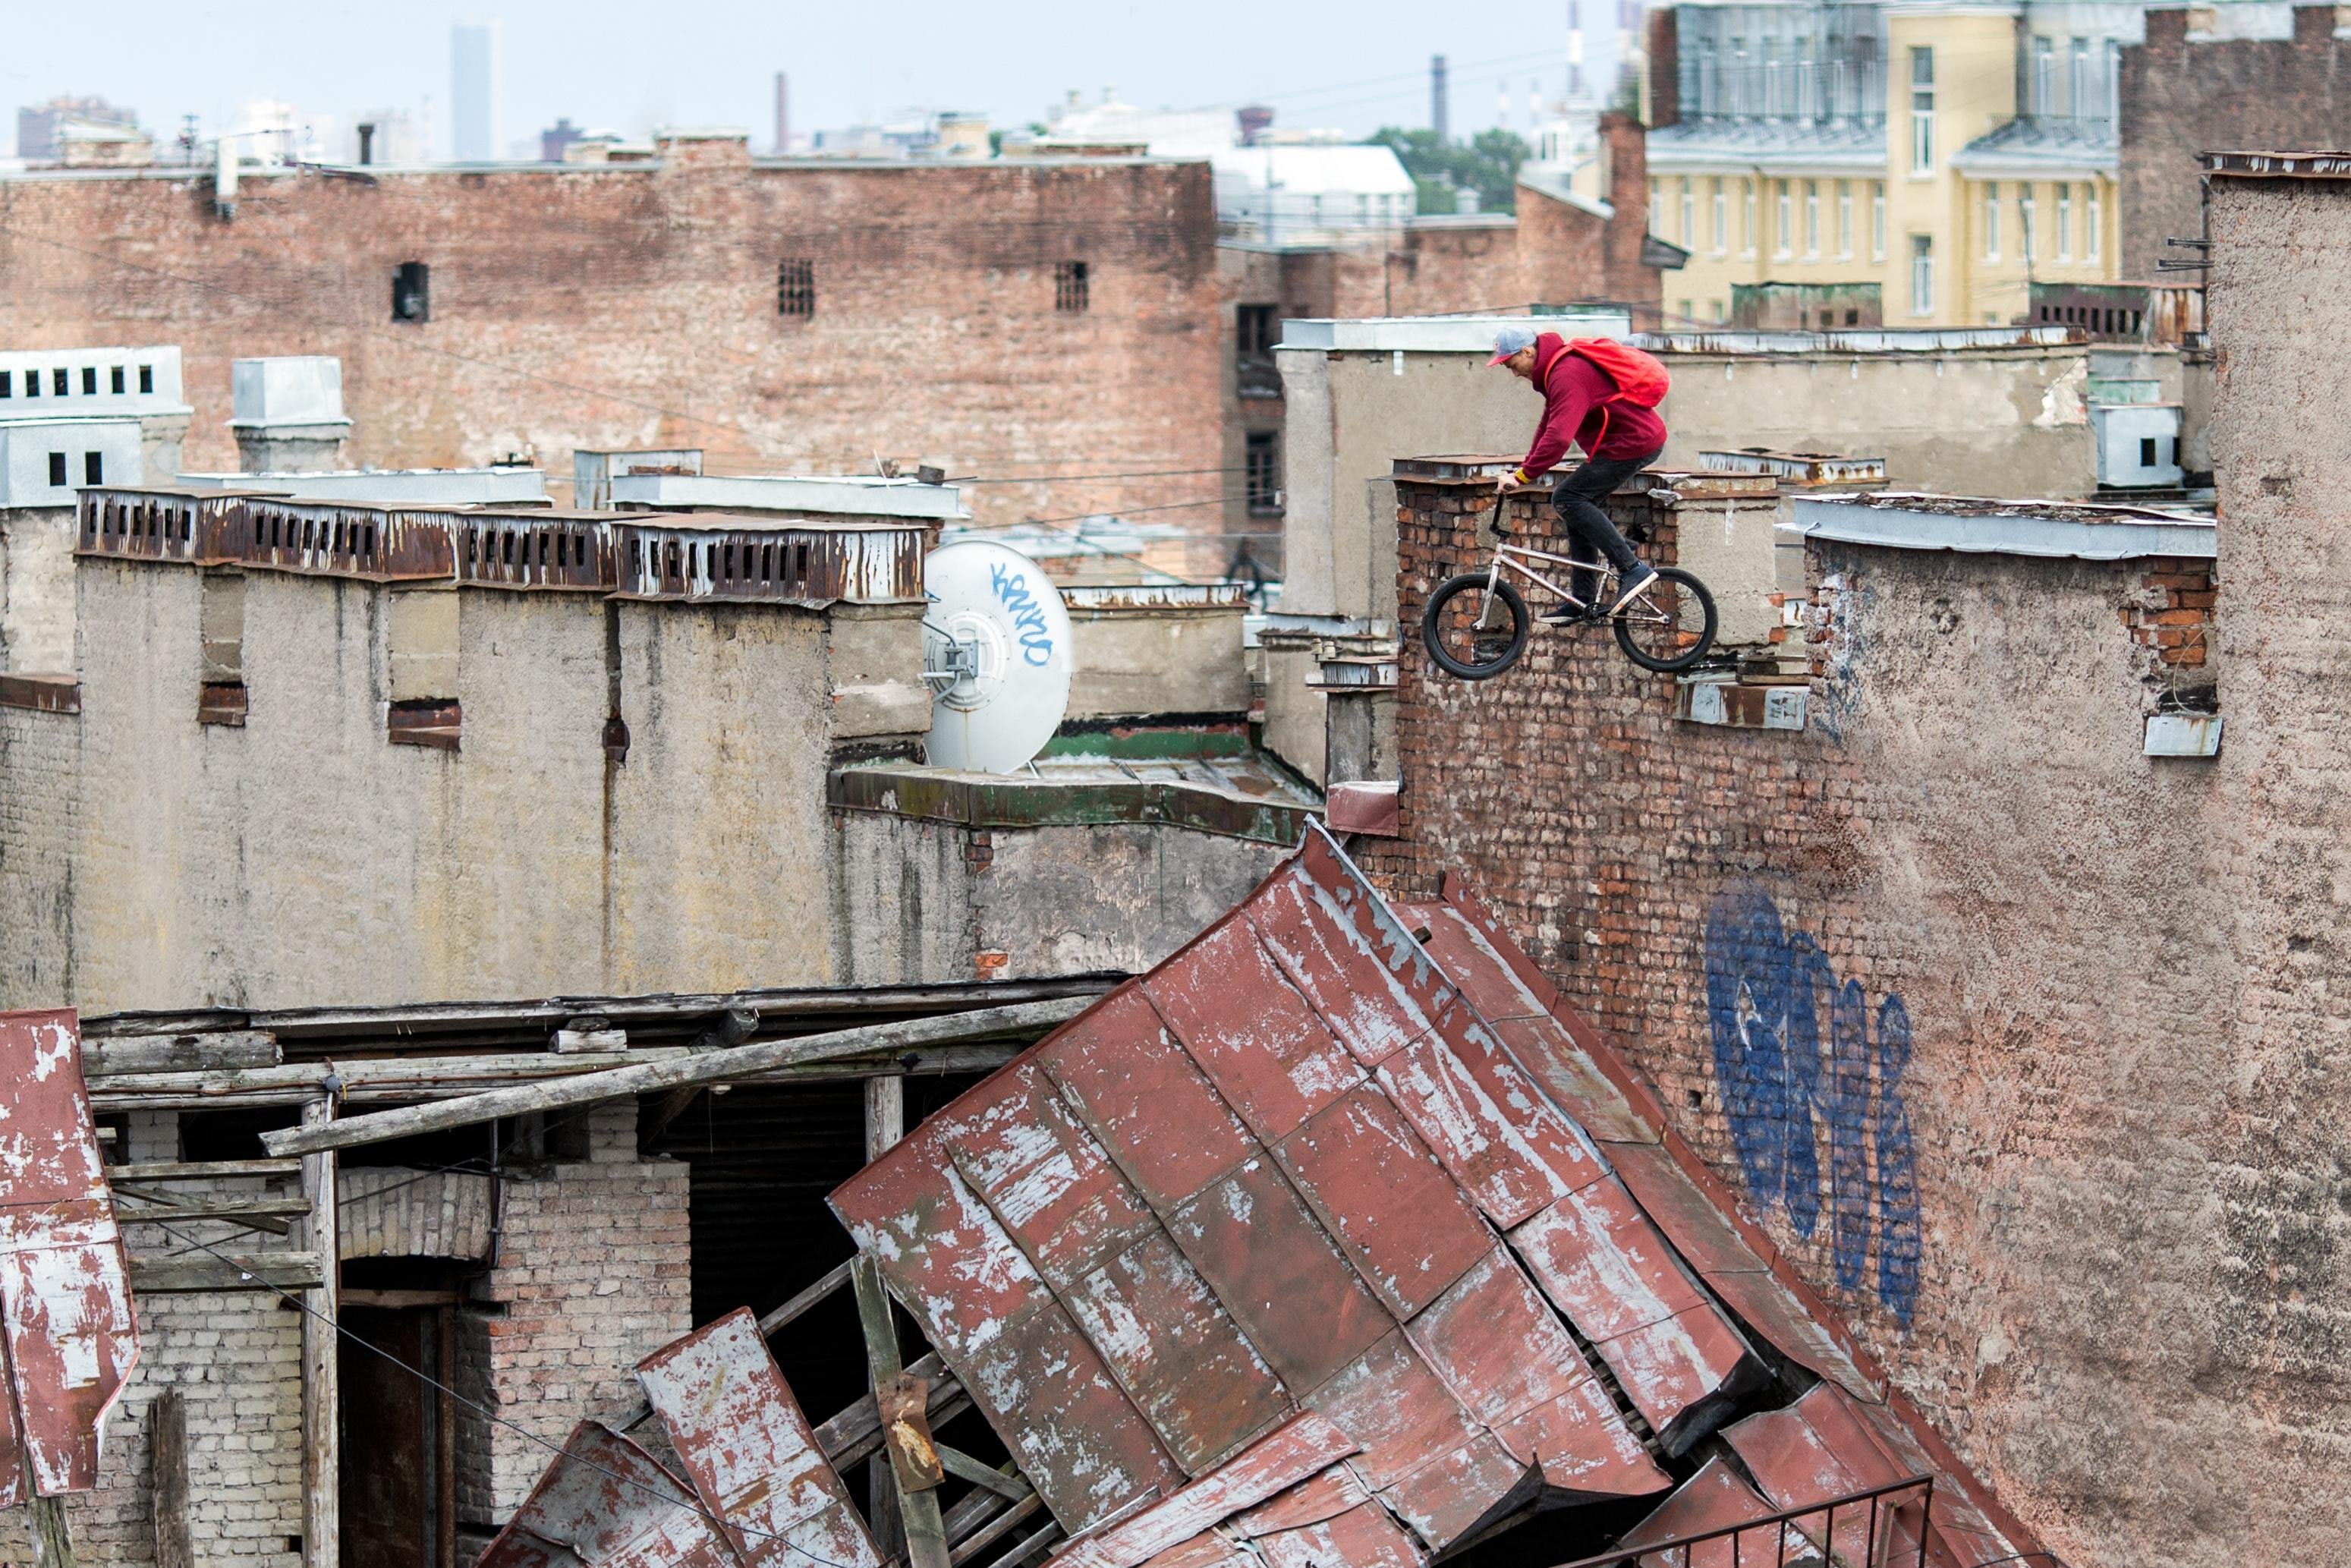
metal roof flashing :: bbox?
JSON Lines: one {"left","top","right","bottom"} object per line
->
{"left": 1794, "top": 493, "right": 2217, "bottom": 560}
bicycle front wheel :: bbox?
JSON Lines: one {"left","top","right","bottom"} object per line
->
{"left": 1613, "top": 568, "right": 1718, "bottom": 673}
{"left": 1422, "top": 574, "right": 1530, "bottom": 680}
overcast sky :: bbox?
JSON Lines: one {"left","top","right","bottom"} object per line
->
{"left": 5, "top": 1, "right": 1622, "bottom": 158}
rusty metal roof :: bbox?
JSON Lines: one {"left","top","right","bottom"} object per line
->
{"left": 0, "top": 1011, "right": 139, "bottom": 1503}
{"left": 477, "top": 1307, "right": 882, "bottom": 1568}
{"left": 828, "top": 830, "right": 2044, "bottom": 1568}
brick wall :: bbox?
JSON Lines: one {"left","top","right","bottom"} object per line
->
{"left": 0, "top": 150, "right": 1219, "bottom": 533}
{"left": 12, "top": 1289, "right": 308, "bottom": 1568}
{"left": 456, "top": 1102, "right": 691, "bottom": 1524}
{"left": 1359, "top": 473, "right": 2256, "bottom": 1566}
{"left": 2120, "top": 5, "right": 2351, "bottom": 279}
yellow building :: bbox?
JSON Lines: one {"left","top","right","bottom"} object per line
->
{"left": 1645, "top": 2, "right": 2126, "bottom": 329}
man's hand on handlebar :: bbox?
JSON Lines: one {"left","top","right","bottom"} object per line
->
{"left": 1493, "top": 468, "right": 1529, "bottom": 496}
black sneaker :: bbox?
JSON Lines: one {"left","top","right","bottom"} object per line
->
{"left": 1607, "top": 566, "right": 1660, "bottom": 616}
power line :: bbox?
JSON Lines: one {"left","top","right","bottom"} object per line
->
{"left": 143, "top": 1215, "right": 862, "bottom": 1568}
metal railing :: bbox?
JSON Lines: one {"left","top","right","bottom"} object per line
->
{"left": 1551, "top": 1472, "right": 1935, "bottom": 1568}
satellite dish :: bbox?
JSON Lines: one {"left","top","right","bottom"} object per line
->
{"left": 922, "top": 540, "right": 1074, "bottom": 773}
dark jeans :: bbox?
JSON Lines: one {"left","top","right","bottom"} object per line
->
{"left": 1552, "top": 449, "right": 1660, "bottom": 607}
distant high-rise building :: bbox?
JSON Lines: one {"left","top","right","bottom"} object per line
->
{"left": 17, "top": 94, "right": 137, "bottom": 161}
{"left": 774, "top": 73, "right": 789, "bottom": 155}
{"left": 541, "top": 117, "right": 584, "bottom": 162}
{"left": 452, "top": 20, "right": 502, "bottom": 162}
{"left": 1430, "top": 55, "right": 1449, "bottom": 142}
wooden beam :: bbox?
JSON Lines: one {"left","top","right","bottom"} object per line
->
{"left": 934, "top": 1447, "right": 1028, "bottom": 1503}
{"left": 259, "top": 998, "right": 1089, "bottom": 1157}
{"left": 129, "top": 1251, "right": 323, "bottom": 1292}
{"left": 973, "top": 1522, "right": 1059, "bottom": 1568}
{"left": 338, "top": 1287, "right": 463, "bottom": 1310}
{"left": 152, "top": 1390, "right": 190, "bottom": 1568}
{"left": 299, "top": 1098, "right": 338, "bottom": 1568}
{"left": 106, "top": 1160, "right": 301, "bottom": 1181}
{"left": 94, "top": 1045, "right": 1026, "bottom": 1114}
{"left": 807, "top": 1351, "right": 950, "bottom": 1464}
{"left": 24, "top": 1496, "right": 74, "bottom": 1568}
{"left": 112, "top": 1195, "right": 312, "bottom": 1225}
{"left": 754, "top": 1260, "right": 854, "bottom": 1337}
{"left": 948, "top": 1495, "right": 1044, "bottom": 1567}
{"left": 865, "top": 1076, "right": 905, "bottom": 1161}
{"left": 851, "top": 1257, "right": 949, "bottom": 1568}
{"left": 84, "top": 1033, "right": 280, "bottom": 1077}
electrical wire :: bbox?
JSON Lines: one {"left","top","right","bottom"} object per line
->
{"left": 141, "top": 1215, "right": 863, "bottom": 1568}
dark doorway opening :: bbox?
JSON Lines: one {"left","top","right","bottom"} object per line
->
{"left": 339, "top": 1292, "right": 458, "bottom": 1568}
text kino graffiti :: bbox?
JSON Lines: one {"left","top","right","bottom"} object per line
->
{"left": 990, "top": 563, "right": 1056, "bottom": 666}
{"left": 1702, "top": 886, "right": 1921, "bottom": 1324}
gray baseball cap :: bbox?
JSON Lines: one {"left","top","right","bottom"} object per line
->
{"left": 1488, "top": 325, "right": 1538, "bottom": 364}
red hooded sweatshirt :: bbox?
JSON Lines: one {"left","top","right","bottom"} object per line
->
{"left": 1512, "top": 332, "right": 1669, "bottom": 482}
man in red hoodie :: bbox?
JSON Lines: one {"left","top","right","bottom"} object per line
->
{"left": 1489, "top": 325, "right": 1664, "bottom": 618}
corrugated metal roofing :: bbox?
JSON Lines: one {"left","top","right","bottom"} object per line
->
{"left": 829, "top": 827, "right": 2044, "bottom": 1568}
{"left": 0, "top": 1010, "right": 138, "bottom": 1503}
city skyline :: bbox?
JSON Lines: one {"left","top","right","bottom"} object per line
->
{"left": 2, "top": 0, "right": 1625, "bottom": 159}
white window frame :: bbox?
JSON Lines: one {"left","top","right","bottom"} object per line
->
{"left": 1713, "top": 182, "right": 1728, "bottom": 254}
{"left": 1837, "top": 181, "right": 1854, "bottom": 257}
{"left": 1681, "top": 178, "right": 1696, "bottom": 248}
{"left": 2057, "top": 182, "right": 2074, "bottom": 261}
{"left": 1909, "top": 47, "right": 1935, "bottom": 174}
{"left": 2019, "top": 184, "right": 2038, "bottom": 266}
{"left": 1804, "top": 180, "right": 1821, "bottom": 257}
{"left": 1774, "top": 179, "right": 1793, "bottom": 257}
{"left": 1984, "top": 182, "right": 2000, "bottom": 260}
{"left": 1743, "top": 180, "right": 1759, "bottom": 256}
{"left": 2069, "top": 37, "right": 2090, "bottom": 120}
{"left": 2088, "top": 184, "right": 2104, "bottom": 262}
{"left": 1871, "top": 181, "right": 1887, "bottom": 259}
{"left": 1909, "top": 235, "right": 1934, "bottom": 317}
{"left": 2034, "top": 36, "right": 2054, "bottom": 116}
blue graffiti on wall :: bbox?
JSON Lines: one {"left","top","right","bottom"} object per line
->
{"left": 1702, "top": 885, "right": 1921, "bottom": 1322}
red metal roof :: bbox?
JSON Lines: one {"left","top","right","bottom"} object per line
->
{"left": 0, "top": 1010, "right": 137, "bottom": 1503}
{"left": 477, "top": 1308, "right": 883, "bottom": 1568}
{"left": 830, "top": 828, "right": 2044, "bottom": 1567}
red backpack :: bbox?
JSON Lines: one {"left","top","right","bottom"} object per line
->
{"left": 1542, "top": 337, "right": 1673, "bottom": 407}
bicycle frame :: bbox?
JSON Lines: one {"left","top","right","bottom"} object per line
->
{"left": 1475, "top": 541, "right": 1612, "bottom": 625}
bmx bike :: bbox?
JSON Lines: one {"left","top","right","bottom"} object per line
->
{"left": 1421, "top": 509, "right": 1718, "bottom": 680}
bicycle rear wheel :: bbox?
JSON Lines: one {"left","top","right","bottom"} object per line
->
{"left": 1422, "top": 574, "right": 1530, "bottom": 680}
{"left": 1613, "top": 567, "right": 1717, "bottom": 673}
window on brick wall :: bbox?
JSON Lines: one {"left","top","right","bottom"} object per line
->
{"left": 1056, "top": 259, "right": 1091, "bottom": 313}
{"left": 110, "top": 365, "right": 124, "bottom": 394}
{"left": 1246, "top": 431, "right": 1282, "bottom": 515}
{"left": 777, "top": 257, "right": 816, "bottom": 318}
{"left": 138, "top": 364, "right": 153, "bottom": 394}
{"left": 0, "top": 372, "right": 11, "bottom": 398}
{"left": 392, "top": 260, "right": 430, "bottom": 323}
{"left": 1237, "top": 303, "right": 1277, "bottom": 358}
{"left": 52, "top": 368, "right": 68, "bottom": 396}
{"left": 80, "top": 367, "right": 96, "bottom": 395}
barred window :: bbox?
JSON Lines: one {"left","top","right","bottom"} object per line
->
{"left": 777, "top": 257, "right": 815, "bottom": 319}
{"left": 1056, "top": 260, "right": 1090, "bottom": 313}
